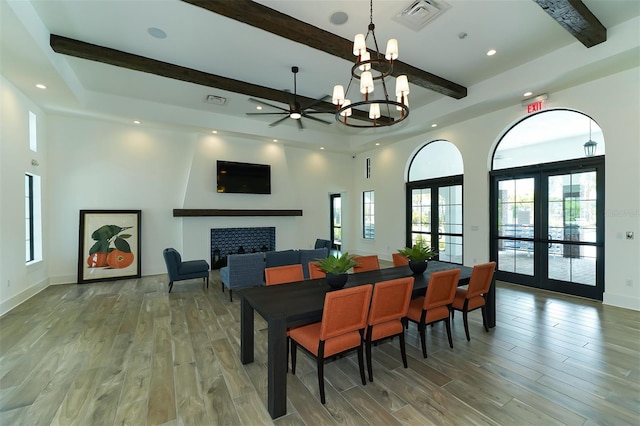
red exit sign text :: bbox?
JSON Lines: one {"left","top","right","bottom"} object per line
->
{"left": 527, "top": 101, "right": 543, "bottom": 113}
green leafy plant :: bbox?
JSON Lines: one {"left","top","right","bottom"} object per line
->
{"left": 398, "top": 241, "right": 438, "bottom": 262}
{"left": 315, "top": 252, "right": 358, "bottom": 274}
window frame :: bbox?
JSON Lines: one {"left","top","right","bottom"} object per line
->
{"left": 362, "top": 190, "right": 375, "bottom": 239}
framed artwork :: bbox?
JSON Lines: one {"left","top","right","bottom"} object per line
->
{"left": 78, "top": 210, "right": 141, "bottom": 284}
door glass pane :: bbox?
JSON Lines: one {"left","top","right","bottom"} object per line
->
{"left": 497, "top": 178, "right": 535, "bottom": 275}
{"left": 438, "top": 185, "right": 462, "bottom": 262}
{"left": 332, "top": 195, "right": 341, "bottom": 247}
{"left": 411, "top": 188, "right": 431, "bottom": 234}
{"left": 438, "top": 235, "right": 463, "bottom": 263}
{"left": 548, "top": 172, "right": 597, "bottom": 285}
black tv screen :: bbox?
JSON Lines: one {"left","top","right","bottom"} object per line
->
{"left": 217, "top": 160, "right": 271, "bottom": 194}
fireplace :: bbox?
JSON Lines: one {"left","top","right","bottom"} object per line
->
{"left": 210, "top": 227, "right": 275, "bottom": 269}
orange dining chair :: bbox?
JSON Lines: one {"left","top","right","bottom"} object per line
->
{"left": 353, "top": 255, "right": 380, "bottom": 273}
{"left": 407, "top": 268, "right": 461, "bottom": 358}
{"left": 392, "top": 253, "right": 410, "bottom": 267}
{"left": 365, "top": 277, "right": 414, "bottom": 382}
{"left": 265, "top": 264, "right": 304, "bottom": 286}
{"left": 308, "top": 261, "right": 326, "bottom": 279}
{"left": 451, "top": 261, "right": 496, "bottom": 341}
{"left": 289, "top": 284, "right": 373, "bottom": 404}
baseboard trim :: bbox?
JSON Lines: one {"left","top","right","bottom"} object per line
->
{"left": 603, "top": 292, "right": 640, "bottom": 311}
{"left": 0, "top": 277, "right": 49, "bottom": 317}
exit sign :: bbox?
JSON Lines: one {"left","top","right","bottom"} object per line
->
{"left": 521, "top": 93, "right": 548, "bottom": 114}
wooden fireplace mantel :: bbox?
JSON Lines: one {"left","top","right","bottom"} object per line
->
{"left": 173, "top": 209, "right": 303, "bottom": 217}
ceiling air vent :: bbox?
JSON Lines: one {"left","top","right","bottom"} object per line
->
{"left": 394, "top": 0, "right": 451, "bottom": 31}
{"left": 204, "top": 94, "right": 227, "bottom": 105}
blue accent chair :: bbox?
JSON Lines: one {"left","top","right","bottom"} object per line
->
{"left": 299, "top": 248, "right": 329, "bottom": 279}
{"left": 314, "top": 239, "right": 332, "bottom": 250}
{"left": 163, "top": 248, "right": 210, "bottom": 293}
{"left": 220, "top": 252, "right": 265, "bottom": 302}
{"left": 265, "top": 249, "right": 301, "bottom": 269}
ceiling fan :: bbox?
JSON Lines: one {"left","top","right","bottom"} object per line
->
{"left": 246, "top": 66, "right": 333, "bottom": 129}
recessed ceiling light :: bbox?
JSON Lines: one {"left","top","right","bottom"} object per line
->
{"left": 431, "top": 123, "right": 438, "bottom": 128}
{"left": 486, "top": 49, "right": 497, "bottom": 56}
{"left": 272, "top": 139, "right": 278, "bottom": 142}
{"left": 212, "top": 130, "right": 218, "bottom": 134}
{"left": 256, "top": 106, "right": 262, "bottom": 110}
{"left": 329, "top": 11, "right": 348, "bottom": 25}
{"left": 147, "top": 27, "right": 167, "bottom": 39}
{"left": 320, "top": 147, "right": 325, "bottom": 150}
{"left": 35, "top": 83, "right": 46, "bottom": 89}
{"left": 523, "top": 91, "right": 533, "bottom": 97}
{"left": 375, "top": 143, "right": 380, "bottom": 146}
{"left": 133, "top": 120, "right": 141, "bottom": 124}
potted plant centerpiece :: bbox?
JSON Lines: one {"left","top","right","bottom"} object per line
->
{"left": 315, "top": 252, "right": 358, "bottom": 289}
{"left": 397, "top": 240, "right": 438, "bottom": 274}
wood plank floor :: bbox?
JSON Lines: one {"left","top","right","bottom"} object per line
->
{"left": 1, "top": 270, "right": 638, "bottom": 425}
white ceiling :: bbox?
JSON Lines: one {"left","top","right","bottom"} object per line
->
{"left": 1, "top": 0, "right": 639, "bottom": 153}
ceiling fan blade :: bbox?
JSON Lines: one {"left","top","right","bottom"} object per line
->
{"left": 296, "top": 118, "right": 304, "bottom": 130}
{"left": 246, "top": 112, "right": 289, "bottom": 116}
{"left": 248, "top": 98, "right": 289, "bottom": 112}
{"left": 269, "top": 115, "right": 290, "bottom": 127}
{"left": 302, "top": 113, "right": 333, "bottom": 125}
{"left": 301, "top": 94, "right": 331, "bottom": 111}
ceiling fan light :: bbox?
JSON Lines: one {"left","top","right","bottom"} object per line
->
{"left": 353, "top": 33, "right": 366, "bottom": 56}
{"left": 332, "top": 85, "right": 345, "bottom": 105}
{"left": 360, "top": 71, "right": 374, "bottom": 94}
{"left": 340, "top": 99, "right": 352, "bottom": 117}
{"left": 369, "top": 103, "right": 381, "bottom": 119}
{"left": 395, "top": 75, "right": 409, "bottom": 96}
{"left": 359, "top": 51, "right": 371, "bottom": 71}
{"left": 290, "top": 112, "right": 302, "bottom": 119}
{"left": 385, "top": 39, "right": 398, "bottom": 61}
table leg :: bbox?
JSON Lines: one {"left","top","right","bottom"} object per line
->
{"left": 267, "top": 315, "right": 287, "bottom": 418}
{"left": 486, "top": 277, "right": 496, "bottom": 328}
{"left": 240, "top": 295, "right": 254, "bottom": 364}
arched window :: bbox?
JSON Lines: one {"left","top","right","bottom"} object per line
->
{"left": 406, "top": 140, "right": 463, "bottom": 264}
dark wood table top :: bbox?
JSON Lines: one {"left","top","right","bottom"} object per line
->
{"left": 239, "top": 261, "right": 472, "bottom": 328}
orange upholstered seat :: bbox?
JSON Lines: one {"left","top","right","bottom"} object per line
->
{"left": 265, "top": 264, "right": 304, "bottom": 285}
{"left": 289, "top": 284, "right": 373, "bottom": 404}
{"left": 392, "top": 253, "right": 410, "bottom": 267}
{"left": 365, "top": 277, "right": 414, "bottom": 381}
{"left": 452, "top": 261, "right": 496, "bottom": 341}
{"left": 353, "top": 255, "right": 380, "bottom": 273}
{"left": 407, "top": 268, "right": 460, "bottom": 358}
{"left": 308, "top": 261, "right": 326, "bottom": 279}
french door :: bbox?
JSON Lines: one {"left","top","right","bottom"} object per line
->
{"left": 490, "top": 157, "right": 604, "bottom": 300}
{"left": 330, "top": 194, "right": 342, "bottom": 251}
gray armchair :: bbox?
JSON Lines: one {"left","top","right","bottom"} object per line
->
{"left": 314, "top": 239, "right": 332, "bottom": 250}
{"left": 163, "top": 248, "right": 210, "bottom": 293}
{"left": 220, "top": 252, "right": 265, "bottom": 301}
{"left": 299, "top": 247, "right": 328, "bottom": 279}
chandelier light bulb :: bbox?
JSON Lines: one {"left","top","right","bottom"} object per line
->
{"left": 385, "top": 39, "right": 398, "bottom": 61}
{"left": 332, "top": 85, "right": 345, "bottom": 105}
{"left": 396, "top": 94, "right": 409, "bottom": 110}
{"left": 353, "top": 34, "right": 366, "bottom": 57}
{"left": 360, "top": 71, "right": 374, "bottom": 94}
{"left": 340, "top": 99, "right": 352, "bottom": 117}
{"left": 359, "top": 51, "right": 371, "bottom": 71}
{"left": 369, "top": 103, "right": 381, "bottom": 119}
{"left": 395, "top": 75, "right": 409, "bottom": 96}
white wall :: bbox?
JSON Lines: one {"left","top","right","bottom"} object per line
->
{"left": 348, "top": 67, "right": 640, "bottom": 311}
{"left": 0, "top": 77, "right": 49, "bottom": 314}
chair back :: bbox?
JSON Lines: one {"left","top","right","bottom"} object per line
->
{"left": 163, "top": 248, "right": 182, "bottom": 280}
{"left": 423, "top": 269, "right": 461, "bottom": 310}
{"left": 224, "top": 252, "right": 265, "bottom": 288}
{"left": 368, "top": 277, "right": 414, "bottom": 327}
{"left": 265, "top": 264, "right": 305, "bottom": 285}
{"left": 300, "top": 248, "right": 328, "bottom": 279}
{"left": 353, "top": 255, "right": 380, "bottom": 273}
{"left": 466, "top": 262, "right": 496, "bottom": 299}
{"left": 392, "top": 253, "right": 410, "bottom": 267}
{"left": 320, "top": 285, "right": 373, "bottom": 341}
{"left": 314, "top": 239, "right": 332, "bottom": 250}
{"left": 265, "top": 249, "right": 301, "bottom": 268}
{"left": 308, "top": 261, "right": 326, "bottom": 279}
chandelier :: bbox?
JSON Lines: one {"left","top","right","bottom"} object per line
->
{"left": 332, "top": 0, "right": 410, "bottom": 128}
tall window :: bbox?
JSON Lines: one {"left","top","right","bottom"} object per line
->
{"left": 363, "top": 190, "right": 375, "bottom": 239}
{"left": 29, "top": 111, "right": 37, "bottom": 152}
{"left": 25, "top": 174, "right": 34, "bottom": 262}
{"left": 406, "top": 141, "right": 464, "bottom": 263}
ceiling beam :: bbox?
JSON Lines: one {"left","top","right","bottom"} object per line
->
{"left": 533, "top": 0, "right": 606, "bottom": 48}
{"left": 49, "top": 34, "right": 388, "bottom": 124}
{"left": 181, "top": 0, "right": 467, "bottom": 99}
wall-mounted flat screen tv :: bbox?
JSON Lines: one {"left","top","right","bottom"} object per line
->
{"left": 217, "top": 160, "right": 271, "bottom": 194}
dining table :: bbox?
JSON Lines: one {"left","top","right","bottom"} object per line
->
{"left": 238, "top": 260, "right": 495, "bottom": 419}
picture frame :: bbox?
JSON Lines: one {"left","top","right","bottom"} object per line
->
{"left": 78, "top": 209, "right": 141, "bottom": 284}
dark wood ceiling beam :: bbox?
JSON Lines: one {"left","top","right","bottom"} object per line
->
{"left": 181, "top": 0, "right": 467, "bottom": 99}
{"left": 533, "top": 0, "right": 606, "bottom": 47}
{"left": 49, "top": 34, "right": 386, "bottom": 124}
